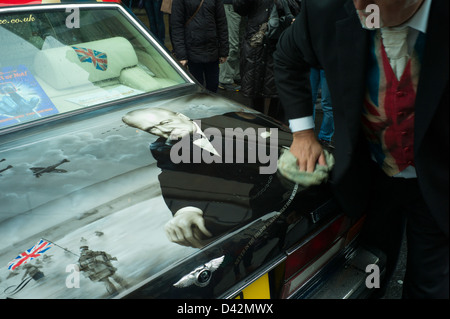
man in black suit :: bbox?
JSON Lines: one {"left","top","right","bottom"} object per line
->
{"left": 274, "top": 0, "right": 448, "bottom": 298}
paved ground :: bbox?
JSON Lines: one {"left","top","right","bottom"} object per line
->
{"left": 383, "top": 234, "right": 407, "bottom": 299}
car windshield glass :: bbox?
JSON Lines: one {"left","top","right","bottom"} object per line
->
{"left": 0, "top": 5, "right": 187, "bottom": 131}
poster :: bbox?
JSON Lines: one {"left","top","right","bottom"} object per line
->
{"left": 0, "top": 65, "right": 58, "bottom": 129}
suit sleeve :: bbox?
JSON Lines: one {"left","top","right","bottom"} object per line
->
{"left": 273, "top": 0, "right": 320, "bottom": 121}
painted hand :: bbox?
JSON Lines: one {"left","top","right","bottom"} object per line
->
{"left": 164, "top": 206, "right": 213, "bottom": 248}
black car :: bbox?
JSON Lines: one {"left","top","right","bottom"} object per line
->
{"left": 0, "top": 0, "right": 384, "bottom": 300}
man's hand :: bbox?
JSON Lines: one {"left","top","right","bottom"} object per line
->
{"left": 179, "top": 59, "right": 188, "bottom": 67}
{"left": 164, "top": 206, "right": 213, "bottom": 248}
{"left": 219, "top": 57, "right": 228, "bottom": 64}
{"left": 290, "top": 129, "right": 327, "bottom": 172}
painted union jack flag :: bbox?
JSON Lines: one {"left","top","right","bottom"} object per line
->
{"left": 7, "top": 240, "right": 53, "bottom": 271}
{"left": 72, "top": 46, "right": 108, "bottom": 71}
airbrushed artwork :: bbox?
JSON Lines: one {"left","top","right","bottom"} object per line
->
{"left": 121, "top": 106, "right": 296, "bottom": 248}
{"left": 0, "top": 93, "right": 304, "bottom": 299}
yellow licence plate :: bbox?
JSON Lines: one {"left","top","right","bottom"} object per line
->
{"left": 234, "top": 273, "right": 271, "bottom": 299}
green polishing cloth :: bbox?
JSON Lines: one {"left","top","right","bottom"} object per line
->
{"left": 277, "top": 148, "right": 335, "bottom": 186}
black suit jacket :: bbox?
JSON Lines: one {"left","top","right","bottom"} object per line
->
{"left": 274, "top": 0, "right": 449, "bottom": 234}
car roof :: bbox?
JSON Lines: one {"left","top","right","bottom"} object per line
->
{"left": 0, "top": 0, "right": 120, "bottom": 8}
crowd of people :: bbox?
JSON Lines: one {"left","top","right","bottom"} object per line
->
{"left": 124, "top": 0, "right": 448, "bottom": 299}
{"left": 124, "top": 0, "right": 325, "bottom": 130}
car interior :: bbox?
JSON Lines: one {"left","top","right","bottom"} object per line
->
{"left": 0, "top": 6, "right": 187, "bottom": 126}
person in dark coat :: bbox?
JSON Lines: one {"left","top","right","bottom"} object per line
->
{"left": 170, "top": 0, "right": 229, "bottom": 92}
{"left": 143, "top": 0, "right": 166, "bottom": 46}
{"left": 233, "top": 0, "right": 301, "bottom": 121}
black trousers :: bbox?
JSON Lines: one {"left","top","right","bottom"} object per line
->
{"left": 361, "top": 163, "right": 449, "bottom": 298}
{"left": 188, "top": 60, "right": 220, "bottom": 93}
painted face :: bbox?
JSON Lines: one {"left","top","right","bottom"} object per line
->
{"left": 123, "top": 109, "right": 195, "bottom": 140}
{"left": 354, "top": 0, "right": 424, "bottom": 28}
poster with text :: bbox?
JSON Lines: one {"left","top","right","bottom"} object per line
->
{"left": 0, "top": 65, "right": 58, "bottom": 129}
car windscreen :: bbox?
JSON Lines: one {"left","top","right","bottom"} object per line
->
{"left": 0, "top": 5, "right": 188, "bottom": 131}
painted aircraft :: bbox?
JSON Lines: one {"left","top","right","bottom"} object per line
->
{"left": 30, "top": 159, "right": 70, "bottom": 178}
{"left": 0, "top": 158, "right": 12, "bottom": 175}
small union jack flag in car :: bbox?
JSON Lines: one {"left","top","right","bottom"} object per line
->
{"left": 72, "top": 46, "right": 108, "bottom": 71}
{"left": 7, "top": 239, "right": 53, "bottom": 271}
